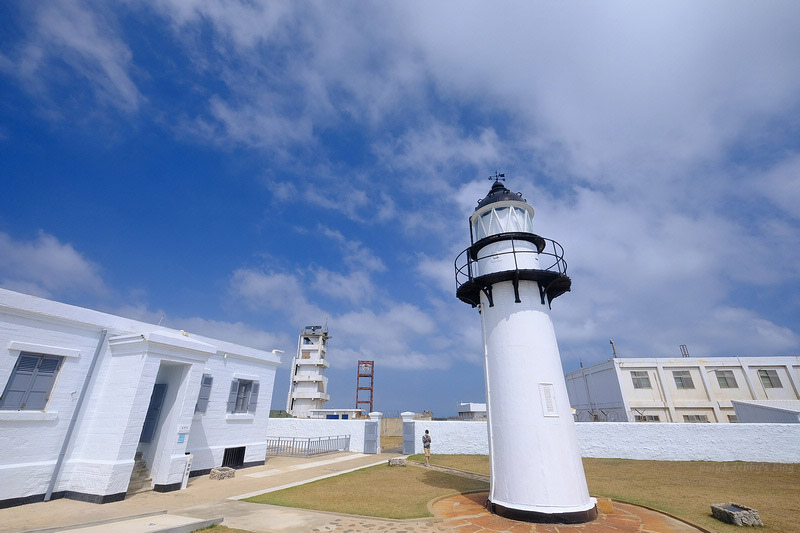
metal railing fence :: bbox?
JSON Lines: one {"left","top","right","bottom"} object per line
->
{"left": 265, "top": 435, "right": 350, "bottom": 457}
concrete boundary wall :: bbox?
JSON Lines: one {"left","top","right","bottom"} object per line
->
{"left": 402, "top": 421, "right": 800, "bottom": 463}
{"left": 266, "top": 418, "right": 376, "bottom": 453}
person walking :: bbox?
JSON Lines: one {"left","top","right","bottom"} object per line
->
{"left": 422, "top": 429, "right": 431, "bottom": 467}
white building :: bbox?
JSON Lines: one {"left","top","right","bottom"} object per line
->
{"left": 308, "top": 408, "right": 363, "bottom": 419}
{"left": 286, "top": 325, "right": 330, "bottom": 418}
{"left": 0, "top": 288, "right": 280, "bottom": 508}
{"left": 566, "top": 356, "right": 800, "bottom": 423}
{"left": 457, "top": 402, "right": 487, "bottom": 420}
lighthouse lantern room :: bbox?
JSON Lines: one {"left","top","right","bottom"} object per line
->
{"left": 455, "top": 175, "right": 597, "bottom": 524}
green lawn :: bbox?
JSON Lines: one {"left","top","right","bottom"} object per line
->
{"left": 411, "top": 454, "right": 799, "bottom": 532}
{"left": 244, "top": 463, "right": 488, "bottom": 519}
{"left": 243, "top": 455, "right": 798, "bottom": 531}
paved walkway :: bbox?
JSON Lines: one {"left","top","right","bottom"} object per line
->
{"left": 0, "top": 453, "right": 705, "bottom": 533}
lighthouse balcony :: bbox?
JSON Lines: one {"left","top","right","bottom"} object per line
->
{"left": 296, "top": 358, "right": 330, "bottom": 368}
{"left": 455, "top": 233, "right": 571, "bottom": 307}
{"left": 293, "top": 374, "right": 329, "bottom": 386}
{"left": 291, "top": 390, "right": 330, "bottom": 401}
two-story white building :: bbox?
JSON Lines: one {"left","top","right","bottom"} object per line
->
{"left": 0, "top": 288, "right": 280, "bottom": 508}
{"left": 566, "top": 356, "right": 800, "bottom": 423}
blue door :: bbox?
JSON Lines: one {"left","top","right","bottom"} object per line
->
{"left": 140, "top": 383, "right": 167, "bottom": 443}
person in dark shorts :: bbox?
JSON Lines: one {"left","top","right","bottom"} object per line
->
{"left": 422, "top": 429, "right": 431, "bottom": 466}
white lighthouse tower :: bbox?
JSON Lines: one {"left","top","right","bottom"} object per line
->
{"left": 286, "top": 325, "right": 331, "bottom": 418}
{"left": 455, "top": 176, "right": 597, "bottom": 523}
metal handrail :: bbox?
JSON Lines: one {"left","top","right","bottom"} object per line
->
{"left": 265, "top": 435, "right": 351, "bottom": 457}
{"left": 454, "top": 234, "right": 568, "bottom": 292}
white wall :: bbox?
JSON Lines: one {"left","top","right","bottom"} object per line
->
{"left": 406, "top": 421, "right": 489, "bottom": 455}
{"left": 188, "top": 354, "right": 277, "bottom": 474}
{"left": 266, "top": 418, "right": 374, "bottom": 453}
{"left": 403, "top": 420, "right": 800, "bottom": 463}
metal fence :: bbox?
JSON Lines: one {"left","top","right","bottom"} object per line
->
{"left": 265, "top": 435, "right": 351, "bottom": 457}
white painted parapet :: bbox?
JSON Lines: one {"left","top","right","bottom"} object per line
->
{"left": 401, "top": 420, "right": 800, "bottom": 463}
{"left": 265, "top": 418, "right": 371, "bottom": 453}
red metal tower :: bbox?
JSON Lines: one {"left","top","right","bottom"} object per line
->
{"left": 355, "top": 360, "right": 374, "bottom": 414}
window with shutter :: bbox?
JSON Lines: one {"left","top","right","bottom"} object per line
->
{"left": 195, "top": 374, "right": 213, "bottom": 413}
{"left": 0, "top": 353, "right": 64, "bottom": 410}
{"left": 226, "top": 379, "right": 258, "bottom": 414}
{"left": 248, "top": 382, "right": 259, "bottom": 413}
{"left": 227, "top": 380, "right": 239, "bottom": 413}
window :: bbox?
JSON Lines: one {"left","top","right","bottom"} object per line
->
{"left": 728, "top": 415, "right": 738, "bottom": 423}
{"left": 683, "top": 414, "right": 709, "bottom": 423}
{"left": 631, "top": 371, "right": 651, "bottom": 389}
{"left": 716, "top": 370, "right": 738, "bottom": 389}
{"left": 227, "top": 379, "right": 259, "bottom": 414}
{"left": 758, "top": 369, "right": 782, "bottom": 389}
{"left": 673, "top": 370, "right": 695, "bottom": 389}
{"left": 195, "top": 374, "right": 213, "bottom": 413}
{"left": 634, "top": 415, "right": 660, "bottom": 422}
{"left": 303, "top": 337, "right": 312, "bottom": 345}
{"left": 0, "top": 353, "right": 64, "bottom": 410}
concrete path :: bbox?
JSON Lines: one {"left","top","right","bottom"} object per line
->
{"left": 1, "top": 452, "right": 705, "bottom": 533}
{"left": 1, "top": 452, "right": 394, "bottom": 532}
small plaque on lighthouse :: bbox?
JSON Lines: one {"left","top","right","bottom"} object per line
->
{"left": 539, "top": 383, "right": 558, "bottom": 416}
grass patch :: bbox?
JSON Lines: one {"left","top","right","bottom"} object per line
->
{"left": 583, "top": 458, "right": 799, "bottom": 533}
{"left": 408, "top": 454, "right": 490, "bottom": 476}
{"left": 413, "top": 455, "right": 799, "bottom": 532}
{"left": 244, "top": 463, "right": 488, "bottom": 519}
{"left": 243, "top": 454, "right": 798, "bottom": 530}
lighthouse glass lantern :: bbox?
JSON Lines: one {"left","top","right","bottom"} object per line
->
{"left": 455, "top": 177, "right": 597, "bottom": 524}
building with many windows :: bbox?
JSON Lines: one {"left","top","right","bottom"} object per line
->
{"left": 0, "top": 288, "right": 280, "bottom": 508}
{"left": 565, "top": 356, "right": 800, "bottom": 423}
{"left": 286, "top": 325, "right": 330, "bottom": 418}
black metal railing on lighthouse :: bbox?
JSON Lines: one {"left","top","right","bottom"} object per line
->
{"left": 454, "top": 233, "right": 571, "bottom": 308}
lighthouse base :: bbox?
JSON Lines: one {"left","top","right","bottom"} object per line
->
{"left": 486, "top": 499, "right": 598, "bottom": 524}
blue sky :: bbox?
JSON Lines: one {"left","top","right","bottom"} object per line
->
{"left": 1, "top": 1, "right": 799, "bottom": 417}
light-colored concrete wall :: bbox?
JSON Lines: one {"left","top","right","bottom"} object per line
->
{"left": 266, "top": 417, "right": 374, "bottom": 453}
{"left": 403, "top": 420, "right": 800, "bottom": 463}
{"left": 733, "top": 401, "right": 800, "bottom": 423}
{"left": 566, "top": 361, "right": 627, "bottom": 421}
{"left": 381, "top": 417, "right": 402, "bottom": 436}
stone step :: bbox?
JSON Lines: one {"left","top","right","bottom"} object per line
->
{"left": 126, "top": 477, "right": 153, "bottom": 496}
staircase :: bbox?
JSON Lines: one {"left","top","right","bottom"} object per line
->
{"left": 126, "top": 452, "right": 153, "bottom": 496}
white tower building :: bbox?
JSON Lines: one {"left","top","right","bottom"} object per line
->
{"left": 286, "top": 325, "right": 330, "bottom": 418}
{"left": 455, "top": 177, "right": 597, "bottom": 523}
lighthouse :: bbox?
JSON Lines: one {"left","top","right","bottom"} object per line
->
{"left": 455, "top": 176, "right": 597, "bottom": 523}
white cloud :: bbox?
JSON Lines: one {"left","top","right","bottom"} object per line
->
{"left": 755, "top": 153, "right": 800, "bottom": 220}
{"left": 11, "top": 0, "right": 141, "bottom": 114}
{"left": 0, "top": 231, "right": 108, "bottom": 299}
{"left": 317, "top": 227, "right": 386, "bottom": 273}
{"left": 374, "top": 125, "right": 504, "bottom": 179}
{"left": 229, "top": 268, "right": 325, "bottom": 321}
{"left": 416, "top": 255, "right": 454, "bottom": 295}
{"left": 111, "top": 303, "right": 292, "bottom": 355}
{"left": 311, "top": 268, "right": 374, "bottom": 306}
